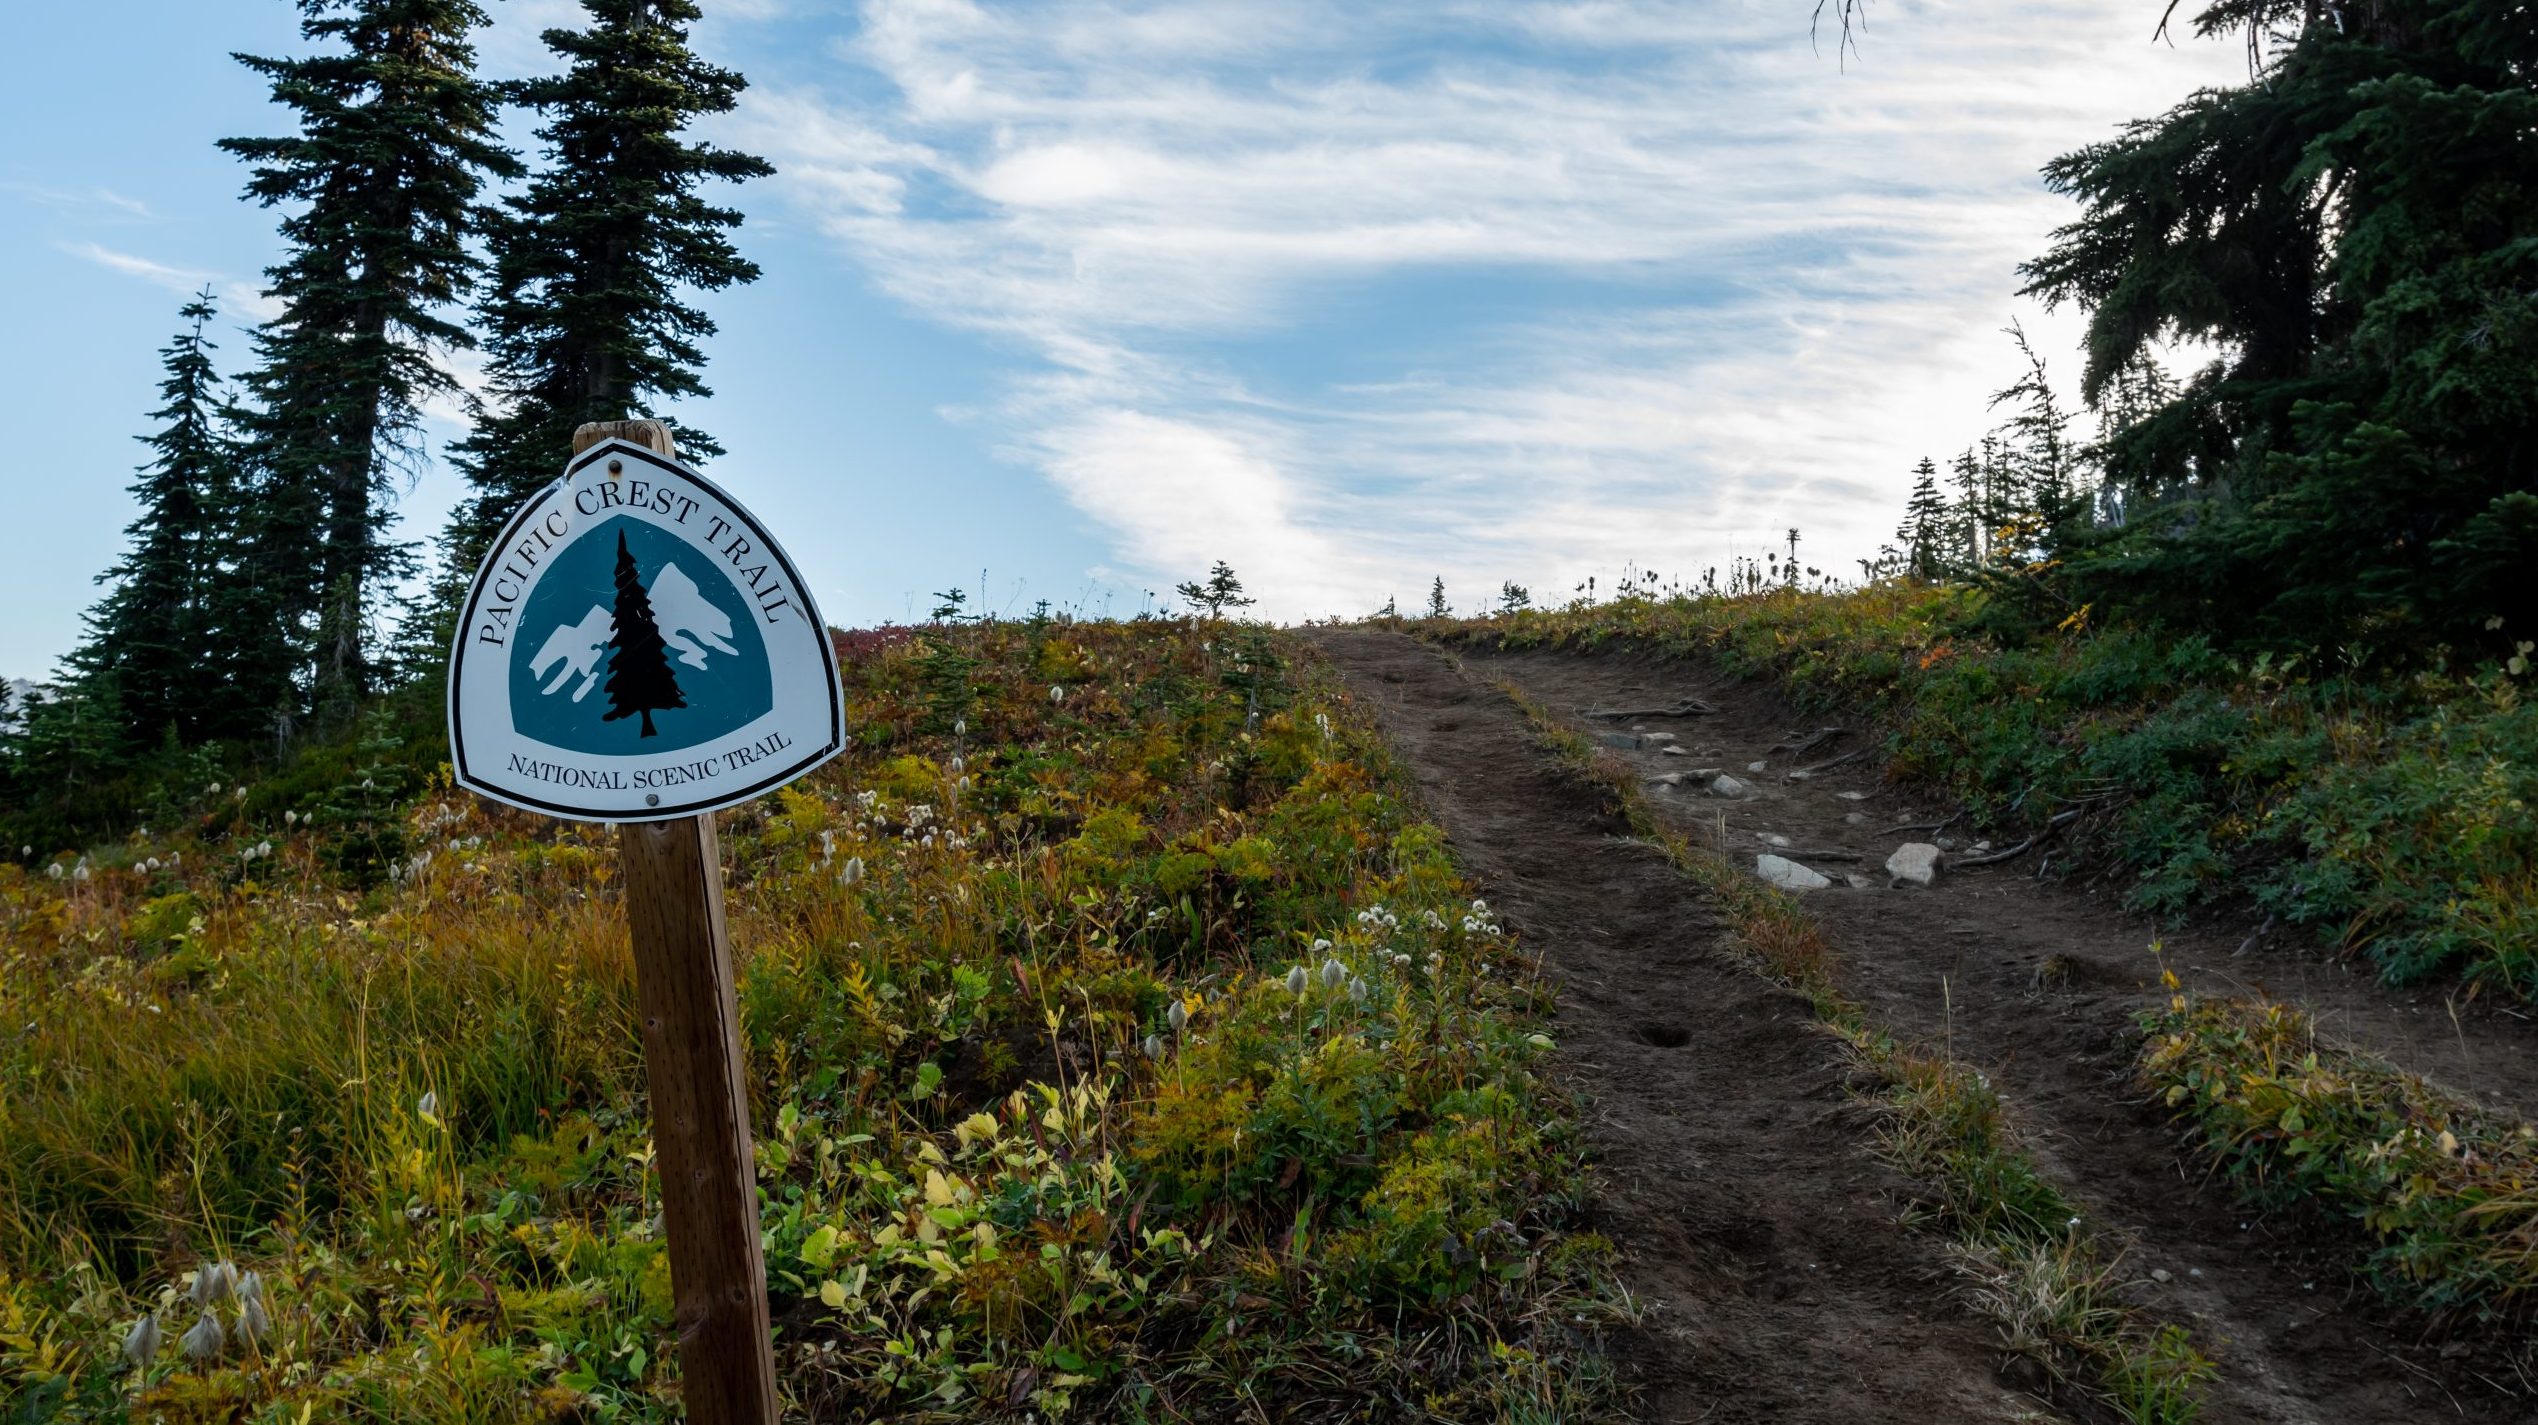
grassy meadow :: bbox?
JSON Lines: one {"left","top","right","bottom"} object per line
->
{"left": 0, "top": 618, "right": 1614, "bottom": 1421}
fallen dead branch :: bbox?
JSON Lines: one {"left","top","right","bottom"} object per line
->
{"left": 1577, "top": 697, "right": 1717, "bottom": 719}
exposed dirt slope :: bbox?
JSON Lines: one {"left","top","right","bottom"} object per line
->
{"left": 1439, "top": 639, "right": 2538, "bottom": 1421}
{"left": 1310, "top": 629, "right": 2057, "bottom": 1424}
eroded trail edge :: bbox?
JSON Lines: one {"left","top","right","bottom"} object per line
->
{"left": 1309, "top": 629, "right": 2041, "bottom": 1424}
{"left": 1426, "top": 634, "right": 2534, "bottom": 1425}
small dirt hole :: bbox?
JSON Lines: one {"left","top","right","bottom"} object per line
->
{"left": 1635, "top": 1022, "right": 1691, "bottom": 1049}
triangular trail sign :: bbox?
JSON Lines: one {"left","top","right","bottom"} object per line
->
{"left": 448, "top": 437, "right": 844, "bottom": 820}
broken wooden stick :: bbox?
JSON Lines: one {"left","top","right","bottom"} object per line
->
{"left": 1784, "top": 746, "right": 1872, "bottom": 780}
{"left": 1578, "top": 697, "right": 1718, "bottom": 719}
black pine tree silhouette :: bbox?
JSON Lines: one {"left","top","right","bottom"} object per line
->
{"left": 601, "top": 531, "right": 685, "bottom": 737}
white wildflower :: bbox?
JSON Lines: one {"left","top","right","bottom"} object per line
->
{"left": 1285, "top": 966, "right": 1308, "bottom": 996}
{"left": 1349, "top": 977, "right": 1369, "bottom": 1003}
{"left": 949, "top": 755, "right": 965, "bottom": 773}
{"left": 1167, "top": 1000, "right": 1189, "bottom": 1033}
{"left": 417, "top": 1091, "right": 439, "bottom": 1121}
{"left": 236, "top": 1292, "right": 270, "bottom": 1348}
{"left": 46, "top": 863, "right": 63, "bottom": 880}
{"left": 1320, "top": 958, "right": 1346, "bottom": 989}
{"left": 1142, "top": 1034, "right": 1164, "bottom": 1060}
{"left": 1050, "top": 684, "right": 1065, "bottom": 703}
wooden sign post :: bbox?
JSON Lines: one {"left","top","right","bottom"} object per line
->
{"left": 582, "top": 422, "right": 776, "bottom": 1425}
{"left": 446, "top": 418, "right": 848, "bottom": 1423}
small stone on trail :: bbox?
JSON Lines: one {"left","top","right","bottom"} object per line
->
{"left": 1836, "top": 790, "right": 1870, "bottom": 801}
{"left": 2152, "top": 1268, "right": 2173, "bottom": 1284}
{"left": 1972, "top": 839, "right": 1992, "bottom": 852}
{"left": 1843, "top": 872, "right": 1876, "bottom": 890}
{"left": 1885, "top": 842, "right": 1943, "bottom": 889}
{"left": 1660, "top": 744, "right": 1688, "bottom": 757}
{"left": 1708, "top": 774, "right": 1751, "bottom": 799}
{"left": 1843, "top": 812, "right": 1869, "bottom": 825}
{"left": 1754, "top": 832, "right": 1791, "bottom": 847}
{"left": 1756, "top": 854, "right": 1832, "bottom": 890}
{"left": 1935, "top": 836, "right": 1957, "bottom": 851}
{"left": 1644, "top": 731, "right": 1677, "bottom": 744}
{"left": 1746, "top": 760, "right": 1768, "bottom": 773}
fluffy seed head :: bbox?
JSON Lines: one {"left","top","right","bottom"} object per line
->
{"left": 180, "top": 1310, "right": 224, "bottom": 1362}
{"left": 123, "top": 1313, "right": 162, "bottom": 1369}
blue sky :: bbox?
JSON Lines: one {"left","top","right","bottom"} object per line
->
{"left": 0, "top": 0, "right": 2244, "bottom": 676}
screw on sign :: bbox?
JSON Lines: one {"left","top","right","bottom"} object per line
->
{"left": 447, "top": 419, "right": 844, "bottom": 1422}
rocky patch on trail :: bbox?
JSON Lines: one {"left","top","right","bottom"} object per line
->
{"left": 1755, "top": 853, "right": 1832, "bottom": 890}
{"left": 1884, "top": 842, "right": 1942, "bottom": 889}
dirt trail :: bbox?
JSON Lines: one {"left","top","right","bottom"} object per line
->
{"left": 1311, "top": 629, "right": 2051, "bottom": 1424}
{"left": 1314, "top": 630, "right": 2538, "bottom": 1424}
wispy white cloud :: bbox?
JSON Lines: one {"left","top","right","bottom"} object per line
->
{"left": 732, "top": 0, "right": 2243, "bottom": 614}
{"left": 61, "top": 240, "right": 284, "bottom": 326}
{"left": 4, "top": 181, "right": 152, "bottom": 219}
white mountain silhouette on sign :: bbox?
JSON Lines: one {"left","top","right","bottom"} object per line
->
{"left": 526, "top": 560, "right": 737, "bottom": 704}
{"left": 648, "top": 562, "right": 740, "bottom": 669}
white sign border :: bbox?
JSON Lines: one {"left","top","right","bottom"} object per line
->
{"left": 446, "top": 438, "right": 846, "bottom": 823}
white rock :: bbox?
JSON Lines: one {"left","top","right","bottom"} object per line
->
{"left": 1844, "top": 872, "right": 1877, "bottom": 890}
{"left": 1754, "top": 832, "right": 1791, "bottom": 847}
{"left": 1843, "top": 812, "right": 1870, "bottom": 825}
{"left": 1708, "top": 774, "right": 1751, "bottom": 799}
{"left": 1644, "top": 731, "right": 1677, "bottom": 744}
{"left": 1756, "top": 854, "right": 1832, "bottom": 890}
{"left": 1746, "top": 760, "right": 1769, "bottom": 773}
{"left": 1885, "top": 842, "right": 1944, "bottom": 889}
{"left": 1659, "top": 744, "right": 1688, "bottom": 757}
{"left": 1836, "top": 791, "right": 1871, "bottom": 801}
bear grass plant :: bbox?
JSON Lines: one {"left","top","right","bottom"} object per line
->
{"left": 0, "top": 620, "right": 1618, "bottom": 1422}
{"left": 1445, "top": 583, "right": 2538, "bottom": 1001}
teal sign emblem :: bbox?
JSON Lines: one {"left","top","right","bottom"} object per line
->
{"left": 447, "top": 439, "right": 844, "bottom": 820}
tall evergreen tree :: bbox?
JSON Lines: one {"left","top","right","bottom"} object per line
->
{"left": 1949, "top": 447, "right": 1985, "bottom": 569}
{"left": 2021, "top": 0, "right": 2538, "bottom": 651}
{"left": 444, "top": 0, "right": 772, "bottom": 573}
{"left": 221, "top": 0, "right": 519, "bottom": 719}
{"left": 1897, "top": 457, "right": 1952, "bottom": 581}
{"left": 1986, "top": 321, "right": 2083, "bottom": 539}
{"left": 76, "top": 291, "right": 236, "bottom": 747}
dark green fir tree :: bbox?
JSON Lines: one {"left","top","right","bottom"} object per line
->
{"left": 2021, "top": 0, "right": 2538, "bottom": 651}
{"left": 1897, "top": 457, "right": 1952, "bottom": 582}
{"left": 442, "top": 0, "right": 772, "bottom": 574}
{"left": 221, "top": 0, "right": 519, "bottom": 720}
{"left": 601, "top": 532, "right": 684, "bottom": 738}
{"left": 73, "top": 290, "right": 237, "bottom": 748}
